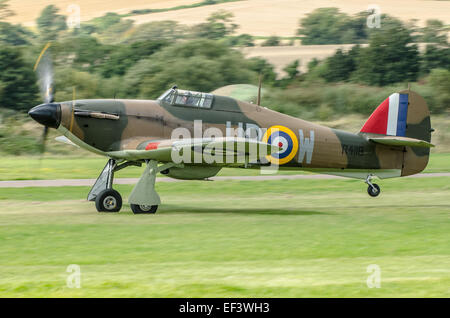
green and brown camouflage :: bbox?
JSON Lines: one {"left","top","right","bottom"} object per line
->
{"left": 27, "top": 44, "right": 434, "bottom": 212}
{"left": 40, "top": 87, "right": 433, "bottom": 181}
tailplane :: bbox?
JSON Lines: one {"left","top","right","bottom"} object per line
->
{"left": 360, "top": 90, "right": 433, "bottom": 176}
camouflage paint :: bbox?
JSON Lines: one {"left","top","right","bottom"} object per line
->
{"left": 55, "top": 88, "right": 432, "bottom": 180}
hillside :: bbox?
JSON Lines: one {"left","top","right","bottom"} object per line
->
{"left": 131, "top": 0, "right": 450, "bottom": 36}
{"left": 6, "top": 0, "right": 199, "bottom": 26}
{"left": 241, "top": 44, "right": 360, "bottom": 75}
{"left": 7, "top": 0, "right": 450, "bottom": 35}
{"left": 240, "top": 43, "right": 435, "bottom": 76}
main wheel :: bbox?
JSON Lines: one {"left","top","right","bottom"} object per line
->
{"left": 131, "top": 204, "right": 158, "bottom": 214}
{"left": 367, "top": 183, "right": 380, "bottom": 197}
{"left": 95, "top": 189, "right": 122, "bottom": 212}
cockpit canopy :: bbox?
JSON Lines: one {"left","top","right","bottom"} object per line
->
{"left": 158, "top": 87, "right": 214, "bottom": 109}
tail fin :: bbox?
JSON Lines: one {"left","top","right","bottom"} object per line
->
{"left": 360, "top": 90, "right": 432, "bottom": 176}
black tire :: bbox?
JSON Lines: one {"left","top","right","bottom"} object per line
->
{"left": 367, "top": 183, "right": 380, "bottom": 197}
{"left": 95, "top": 189, "right": 122, "bottom": 212}
{"left": 131, "top": 204, "right": 158, "bottom": 214}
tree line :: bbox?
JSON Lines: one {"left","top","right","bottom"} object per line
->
{"left": 0, "top": 1, "right": 448, "bottom": 116}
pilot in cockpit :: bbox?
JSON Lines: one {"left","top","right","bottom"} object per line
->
{"left": 183, "top": 92, "right": 194, "bottom": 105}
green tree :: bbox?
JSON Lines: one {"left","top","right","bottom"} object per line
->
{"left": 307, "top": 58, "right": 320, "bottom": 71}
{"left": 247, "top": 57, "right": 277, "bottom": 86}
{"left": 0, "top": 0, "right": 14, "bottom": 20}
{"left": 354, "top": 21, "right": 419, "bottom": 86}
{"left": 54, "top": 67, "right": 112, "bottom": 101}
{"left": 0, "top": 22, "right": 34, "bottom": 45}
{"left": 97, "top": 40, "right": 169, "bottom": 77}
{"left": 297, "top": 8, "right": 350, "bottom": 44}
{"left": 420, "top": 19, "right": 448, "bottom": 44}
{"left": 276, "top": 59, "right": 301, "bottom": 88}
{"left": 53, "top": 35, "right": 111, "bottom": 72}
{"left": 227, "top": 33, "right": 254, "bottom": 47}
{"left": 427, "top": 69, "right": 450, "bottom": 113}
{"left": 84, "top": 12, "right": 133, "bottom": 43}
{"left": 123, "top": 40, "right": 256, "bottom": 98}
{"left": 190, "top": 10, "right": 237, "bottom": 39}
{"left": 283, "top": 59, "right": 300, "bottom": 79}
{"left": 261, "top": 36, "right": 281, "bottom": 46}
{"left": 125, "top": 21, "right": 183, "bottom": 43}
{"left": 0, "top": 47, "right": 39, "bottom": 110}
{"left": 322, "top": 46, "right": 359, "bottom": 82}
{"left": 90, "top": 12, "right": 122, "bottom": 32}
{"left": 421, "top": 45, "right": 450, "bottom": 74}
{"left": 297, "top": 8, "right": 376, "bottom": 44}
{"left": 339, "top": 11, "right": 370, "bottom": 43}
{"left": 36, "top": 5, "right": 67, "bottom": 41}
{"left": 97, "top": 20, "right": 133, "bottom": 44}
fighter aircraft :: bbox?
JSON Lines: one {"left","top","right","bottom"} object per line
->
{"left": 28, "top": 44, "right": 434, "bottom": 214}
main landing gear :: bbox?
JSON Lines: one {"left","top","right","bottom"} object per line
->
{"left": 130, "top": 204, "right": 158, "bottom": 214}
{"left": 96, "top": 189, "right": 122, "bottom": 212}
{"left": 365, "top": 174, "right": 380, "bottom": 197}
{"left": 88, "top": 159, "right": 123, "bottom": 213}
{"left": 88, "top": 159, "right": 177, "bottom": 214}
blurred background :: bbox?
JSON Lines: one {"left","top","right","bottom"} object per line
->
{"left": 0, "top": 0, "right": 449, "bottom": 298}
{"left": 0, "top": 0, "right": 449, "bottom": 158}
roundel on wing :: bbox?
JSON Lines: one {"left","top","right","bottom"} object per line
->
{"left": 262, "top": 125, "right": 298, "bottom": 165}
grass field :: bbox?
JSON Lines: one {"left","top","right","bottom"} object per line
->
{"left": 0, "top": 153, "right": 448, "bottom": 181}
{"left": 0, "top": 176, "right": 449, "bottom": 297}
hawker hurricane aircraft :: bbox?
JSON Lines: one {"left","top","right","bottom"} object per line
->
{"left": 28, "top": 45, "right": 434, "bottom": 214}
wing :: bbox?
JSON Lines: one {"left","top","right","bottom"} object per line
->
{"left": 107, "top": 137, "right": 280, "bottom": 163}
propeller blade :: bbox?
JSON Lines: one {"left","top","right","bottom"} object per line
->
{"left": 34, "top": 42, "right": 54, "bottom": 104}
{"left": 69, "top": 87, "right": 76, "bottom": 132}
{"left": 41, "top": 126, "right": 49, "bottom": 154}
{"left": 32, "top": 42, "right": 56, "bottom": 158}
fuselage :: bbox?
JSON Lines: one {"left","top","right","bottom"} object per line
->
{"left": 54, "top": 92, "right": 406, "bottom": 179}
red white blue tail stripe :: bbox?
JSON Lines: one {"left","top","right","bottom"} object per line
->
{"left": 360, "top": 93, "right": 409, "bottom": 136}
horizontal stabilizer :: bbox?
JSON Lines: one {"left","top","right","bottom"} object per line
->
{"left": 369, "top": 136, "right": 434, "bottom": 148}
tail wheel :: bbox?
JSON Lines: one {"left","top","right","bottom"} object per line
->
{"left": 95, "top": 189, "right": 122, "bottom": 212}
{"left": 367, "top": 183, "right": 380, "bottom": 197}
{"left": 131, "top": 204, "right": 158, "bottom": 214}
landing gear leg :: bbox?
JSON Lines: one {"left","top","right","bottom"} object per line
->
{"left": 128, "top": 160, "right": 178, "bottom": 214}
{"left": 365, "top": 174, "right": 380, "bottom": 197}
{"left": 88, "top": 159, "right": 123, "bottom": 212}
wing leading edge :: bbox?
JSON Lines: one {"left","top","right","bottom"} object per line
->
{"left": 107, "top": 137, "right": 280, "bottom": 162}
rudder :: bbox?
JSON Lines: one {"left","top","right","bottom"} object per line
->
{"left": 360, "top": 90, "right": 432, "bottom": 176}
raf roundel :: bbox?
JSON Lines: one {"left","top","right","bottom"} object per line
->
{"left": 262, "top": 125, "right": 299, "bottom": 165}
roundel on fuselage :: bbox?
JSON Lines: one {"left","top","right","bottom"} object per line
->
{"left": 262, "top": 125, "right": 298, "bottom": 165}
